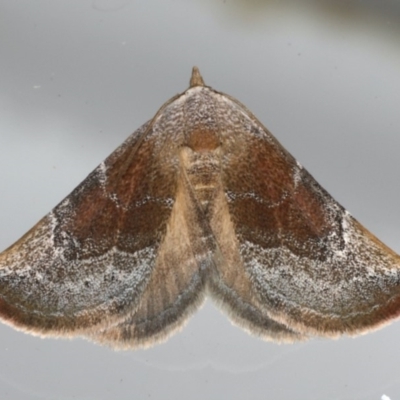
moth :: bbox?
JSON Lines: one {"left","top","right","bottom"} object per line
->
{"left": 1, "top": 67, "right": 399, "bottom": 349}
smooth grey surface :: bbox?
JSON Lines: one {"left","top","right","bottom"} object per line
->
{"left": 1, "top": 1, "right": 400, "bottom": 399}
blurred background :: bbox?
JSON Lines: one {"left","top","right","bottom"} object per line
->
{"left": 1, "top": 1, "right": 400, "bottom": 399}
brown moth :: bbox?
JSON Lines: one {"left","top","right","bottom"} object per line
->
{"left": 1, "top": 67, "right": 400, "bottom": 349}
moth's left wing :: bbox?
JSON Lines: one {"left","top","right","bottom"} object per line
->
{"left": 0, "top": 120, "right": 174, "bottom": 336}
{"left": 0, "top": 88, "right": 199, "bottom": 338}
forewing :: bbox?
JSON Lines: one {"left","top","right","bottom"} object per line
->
{"left": 212, "top": 91, "right": 400, "bottom": 337}
{"left": 0, "top": 98, "right": 186, "bottom": 336}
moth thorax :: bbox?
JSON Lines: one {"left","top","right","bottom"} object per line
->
{"left": 180, "top": 146, "right": 221, "bottom": 211}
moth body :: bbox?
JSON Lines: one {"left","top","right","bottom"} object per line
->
{"left": 1, "top": 67, "right": 400, "bottom": 349}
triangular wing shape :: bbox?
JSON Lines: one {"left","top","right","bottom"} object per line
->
{"left": 1, "top": 67, "right": 400, "bottom": 350}
{"left": 0, "top": 90, "right": 211, "bottom": 341}
{"left": 207, "top": 89, "right": 400, "bottom": 338}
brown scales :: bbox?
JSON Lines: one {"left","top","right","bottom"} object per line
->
{"left": 0, "top": 67, "right": 400, "bottom": 349}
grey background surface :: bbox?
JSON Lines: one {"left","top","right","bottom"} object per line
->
{"left": 1, "top": 1, "right": 400, "bottom": 399}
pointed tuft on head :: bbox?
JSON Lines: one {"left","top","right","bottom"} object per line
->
{"left": 190, "top": 67, "right": 205, "bottom": 88}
